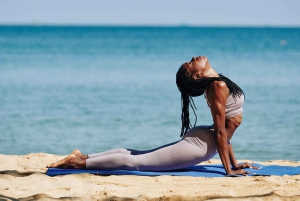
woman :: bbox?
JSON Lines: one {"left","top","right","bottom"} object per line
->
{"left": 48, "top": 56, "right": 257, "bottom": 175}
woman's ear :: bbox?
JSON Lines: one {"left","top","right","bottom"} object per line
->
{"left": 193, "top": 73, "right": 201, "bottom": 80}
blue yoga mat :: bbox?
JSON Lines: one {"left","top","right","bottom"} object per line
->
{"left": 46, "top": 164, "right": 300, "bottom": 177}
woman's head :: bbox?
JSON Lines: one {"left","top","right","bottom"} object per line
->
{"left": 179, "top": 56, "right": 215, "bottom": 77}
{"left": 176, "top": 56, "right": 218, "bottom": 96}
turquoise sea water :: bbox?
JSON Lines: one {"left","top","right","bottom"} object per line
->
{"left": 0, "top": 26, "right": 299, "bottom": 161}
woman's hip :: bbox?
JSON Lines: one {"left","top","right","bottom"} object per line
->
{"left": 181, "top": 125, "right": 217, "bottom": 158}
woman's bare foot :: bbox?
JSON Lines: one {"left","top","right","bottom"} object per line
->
{"left": 71, "top": 149, "right": 88, "bottom": 160}
{"left": 47, "top": 153, "right": 86, "bottom": 169}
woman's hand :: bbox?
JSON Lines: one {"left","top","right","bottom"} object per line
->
{"left": 230, "top": 169, "right": 251, "bottom": 176}
{"left": 234, "top": 162, "right": 260, "bottom": 170}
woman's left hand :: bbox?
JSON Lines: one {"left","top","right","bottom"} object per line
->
{"left": 235, "top": 162, "right": 260, "bottom": 170}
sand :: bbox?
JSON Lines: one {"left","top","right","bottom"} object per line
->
{"left": 0, "top": 153, "right": 299, "bottom": 201}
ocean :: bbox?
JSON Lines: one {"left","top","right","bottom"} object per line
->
{"left": 0, "top": 26, "right": 299, "bottom": 161}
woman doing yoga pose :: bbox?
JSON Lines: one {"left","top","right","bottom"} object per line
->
{"left": 48, "top": 56, "right": 257, "bottom": 175}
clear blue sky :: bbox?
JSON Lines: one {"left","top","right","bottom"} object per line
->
{"left": 1, "top": 0, "right": 300, "bottom": 26}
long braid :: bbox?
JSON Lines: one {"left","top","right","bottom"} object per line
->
{"left": 176, "top": 71, "right": 244, "bottom": 137}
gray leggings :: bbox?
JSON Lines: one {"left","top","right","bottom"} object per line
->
{"left": 86, "top": 126, "right": 218, "bottom": 171}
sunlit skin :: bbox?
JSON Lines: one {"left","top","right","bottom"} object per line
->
{"left": 47, "top": 150, "right": 87, "bottom": 169}
{"left": 181, "top": 56, "right": 258, "bottom": 175}
{"left": 48, "top": 56, "right": 258, "bottom": 175}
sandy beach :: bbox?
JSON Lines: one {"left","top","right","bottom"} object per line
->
{"left": 0, "top": 153, "right": 299, "bottom": 201}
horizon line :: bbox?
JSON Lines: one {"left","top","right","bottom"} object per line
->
{"left": 0, "top": 23, "right": 300, "bottom": 29}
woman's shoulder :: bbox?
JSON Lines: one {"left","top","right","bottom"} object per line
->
{"left": 205, "top": 80, "right": 229, "bottom": 105}
{"left": 209, "top": 80, "right": 229, "bottom": 94}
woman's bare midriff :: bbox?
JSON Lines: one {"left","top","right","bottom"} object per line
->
{"left": 225, "top": 113, "right": 243, "bottom": 140}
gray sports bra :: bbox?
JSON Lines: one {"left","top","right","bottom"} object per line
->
{"left": 204, "top": 92, "right": 244, "bottom": 119}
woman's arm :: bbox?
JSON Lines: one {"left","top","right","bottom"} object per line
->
{"left": 229, "top": 143, "right": 259, "bottom": 170}
{"left": 228, "top": 143, "right": 239, "bottom": 169}
{"left": 208, "top": 81, "right": 232, "bottom": 174}
{"left": 208, "top": 81, "right": 249, "bottom": 175}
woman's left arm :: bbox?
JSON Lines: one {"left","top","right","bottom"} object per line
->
{"left": 228, "top": 136, "right": 259, "bottom": 170}
{"left": 228, "top": 144, "right": 239, "bottom": 169}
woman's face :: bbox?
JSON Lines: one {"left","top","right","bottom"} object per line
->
{"left": 180, "top": 56, "right": 210, "bottom": 78}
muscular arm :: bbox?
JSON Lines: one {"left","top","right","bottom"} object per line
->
{"left": 208, "top": 83, "right": 249, "bottom": 175}
{"left": 207, "top": 81, "right": 233, "bottom": 174}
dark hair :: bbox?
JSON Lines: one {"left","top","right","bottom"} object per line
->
{"left": 176, "top": 70, "right": 244, "bottom": 137}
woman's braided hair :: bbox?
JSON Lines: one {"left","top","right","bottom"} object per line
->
{"left": 176, "top": 70, "right": 245, "bottom": 137}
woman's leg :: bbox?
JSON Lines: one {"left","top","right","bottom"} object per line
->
{"left": 88, "top": 141, "right": 179, "bottom": 158}
{"left": 86, "top": 126, "right": 217, "bottom": 171}
{"left": 47, "top": 141, "right": 179, "bottom": 168}
{"left": 48, "top": 126, "right": 217, "bottom": 170}
{"left": 86, "top": 140, "right": 197, "bottom": 171}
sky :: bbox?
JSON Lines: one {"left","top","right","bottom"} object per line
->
{"left": 0, "top": 0, "right": 300, "bottom": 27}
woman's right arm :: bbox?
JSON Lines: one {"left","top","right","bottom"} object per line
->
{"left": 208, "top": 81, "right": 234, "bottom": 174}
{"left": 208, "top": 81, "right": 249, "bottom": 175}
